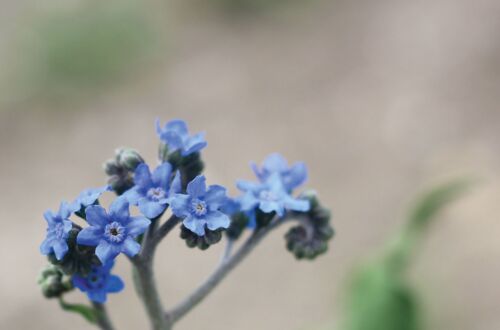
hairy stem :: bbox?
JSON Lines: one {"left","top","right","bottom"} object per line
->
{"left": 165, "top": 218, "right": 283, "bottom": 324}
{"left": 132, "top": 257, "right": 171, "bottom": 330}
{"left": 92, "top": 302, "right": 115, "bottom": 330}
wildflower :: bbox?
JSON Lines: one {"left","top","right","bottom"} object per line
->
{"left": 237, "top": 172, "right": 310, "bottom": 217}
{"left": 169, "top": 175, "right": 230, "bottom": 236}
{"left": 251, "top": 153, "right": 307, "bottom": 191}
{"left": 71, "top": 185, "right": 110, "bottom": 214}
{"left": 40, "top": 202, "right": 77, "bottom": 260}
{"left": 156, "top": 119, "right": 207, "bottom": 156}
{"left": 72, "top": 261, "right": 124, "bottom": 303}
{"left": 77, "top": 197, "right": 150, "bottom": 264}
{"left": 124, "top": 162, "right": 180, "bottom": 219}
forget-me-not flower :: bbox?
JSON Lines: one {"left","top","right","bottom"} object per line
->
{"left": 124, "top": 163, "right": 180, "bottom": 219}
{"left": 71, "top": 185, "right": 110, "bottom": 213}
{"left": 169, "top": 175, "right": 230, "bottom": 236}
{"left": 40, "top": 201, "right": 77, "bottom": 260}
{"left": 237, "top": 172, "right": 310, "bottom": 217}
{"left": 156, "top": 119, "right": 207, "bottom": 156}
{"left": 72, "top": 261, "right": 124, "bottom": 303}
{"left": 76, "top": 197, "right": 150, "bottom": 264}
{"left": 251, "top": 153, "right": 307, "bottom": 192}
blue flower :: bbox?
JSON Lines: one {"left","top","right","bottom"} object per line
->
{"left": 76, "top": 197, "right": 151, "bottom": 264}
{"left": 156, "top": 119, "right": 207, "bottom": 156}
{"left": 237, "top": 173, "right": 310, "bottom": 217}
{"left": 40, "top": 202, "right": 77, "bottom": 260}
{"left": 169, "top": 175, "right": 231, "bottom": 236}
{"left": 124, "top": 163, "right": 180, "bottom": 219}
{"left": 251, "top": 153, "right": 307, "bottom": 192}
{"left": 71, "top": 185, "right": 111, "bottom": 212}
{"left": 72, "top": 261, "right": 124, "bottom": 303}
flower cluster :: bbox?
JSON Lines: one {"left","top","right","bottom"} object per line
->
{"left": 38, "top": 118, "right": 334, "bottom": 323}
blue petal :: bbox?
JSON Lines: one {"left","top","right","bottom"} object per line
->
{"left": 169, "top": 171, "right": 182, "bottom": 196}
{"left": 238, "top": 192, "right": 258, "bottom": 212}
{"left": 182, "top": 133, "right": 207, "bottom": 156}
{"left": 183, "top": 216, "right": 206, "bottom": 236}
{"left": 77, "top": 227, "right": 103, "bottom": 246}
{"left": 259, "top": 201, "right": 285, "bottom": 216}
{"left": 106, "top": 275, "right": 125, "bottom": 293}
{"left": 53, "top": 240, "right": 69, "bottom": 260}
{"left": 205, "top": 211, "right": 230, "bottom": 231}
{"left": 134, "top": 163, "right": 153, "bottom": 189}
{"left": 168, "top": 194, "right": 191, "bottom": 218}
{"left": 72, "top": 276, "right": 87, "bottom": 291}
{"left": 88, "top": 291, "right": 107, "bottom": 303}
{"left": 126, "top": 216, "right": 151, "bottom": 237}
{"left": 121, "top": 237, "right": 141, "bottom": 257}
{"left": 85, "top": 205, "right": 108, "bottom": 227}
{"left": 152, "top": 162, "right": 172, "bottom": 189}
{"left": 187, "top": 175, "right": 206, "bottom": 198}
{"left": 43, "top": 210, "right": 57, "bottom": 226}
{"left": 165, "top": 119, "right": 188, "bottom": 136}
{"left": 58, "top": 201, "right": 75, "bottom": 219}
{"left": 236, "top": 180, "right": 261, "bottom": 192}
{"left": 204, "top": 185, "right": 227, "bottom": 210}
{"left": 40, "top": 238, "right": 53, "bottom": 255}
{"left": 262, "top": 153, "right": 289, "bottom": 173}
{"left": 285, "top": 162, "right": 308, "bottom": 190}
{"left": 123, "top": 187, "right": 143, "bottom": 205}
{"left": 95, "top": 241, "right": 121, "bottom": 264}
{"left": 284, "top": 197, "right": 310, "bottom": 212}
{"left": 161, "top": 131, "right": 184, "bottom": 150}
{"left": 138, "top": 199, "right": 165, "bottom": 219}
{"left": 109, "top": 196, "right": 130, "bottom": 221}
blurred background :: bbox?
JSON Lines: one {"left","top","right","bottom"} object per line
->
{"left": 1, "top": 0, "right": 499, "bottom": 329}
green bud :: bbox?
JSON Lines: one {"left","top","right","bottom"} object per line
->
{"left": 38, "top": 265, "right": 73, "bottom": 298}
{"left": 104, "top": 147, "right": 144, "bottom": 195}
{"left": 180, "top": 225, "right": 223, "bottom": 250}
{"left": 226, "top": 212, "right": 250, "bottom": 240}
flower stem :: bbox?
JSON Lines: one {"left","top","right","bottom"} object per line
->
{"left": 91, "top": 302, "right": 115, "bottom": 330}
{"left": 165, "top": 218, "right": 284, "bottom": 324}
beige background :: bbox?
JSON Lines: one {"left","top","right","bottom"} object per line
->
{"left": 0, "top": 0, "right": 499, "bottom": 329}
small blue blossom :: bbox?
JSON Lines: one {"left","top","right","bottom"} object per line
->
{"left": 156, "top": 119, "right": 207, "bottom": 156}
{"left": 40, "top": 202, "right": 77, "bottom": 260}
{"left": 169, "top": 175, "right": 231, "bottom": 236}
{"left": 251, "top": 153, "right": 307, "bottom": 192}
{"left": 237, "top": 173, "right": 310, "bottom": 217}
{"left": 124, "top": 163, "right": 180, "bottom": 219}
{"left": 72, "top": 261, "right": 124, "bottom": 303}
{"left": 77, "top": 197, "right": 151, "bottom": 264}
{"left": 71, "top": 185, "right": 111, "bottom": 212}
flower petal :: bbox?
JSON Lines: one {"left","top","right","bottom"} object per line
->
{"left": 126, "top": 216, "right": 151, "bottom": 237}
{"left": 85, "top": 205, "right": 108, "bottom": 227}
{"left": 284, "top": 197, "right": 310, "bottom": 213}
{"left": 53, "top": 240, "right": 69, "bottom": 260}
{"left": 88, "top": 291, "right": 107, "bottom": 303}
{"left": 182, "top": 133, "right": 207, "bottom": 156}
{"left": 165, "top": 119, "right": 188, "bottom": 135}
{"left": 134, "top": 163, "right": 153, "bottom": 188}
{"left": 109, "top": 196, "right": 130, "bottom": 221}
{"left": 123, "top": 187, "right": 142, "bottom": 205}
{"left": 106, "top": 275, "right": 125, "bottom": 293}
{"left": 187, "top": 175, "right": 206, "bottom": 198}
{"left": 138, "top": 199, "right": 165, "bottom": 219}
{"left": 40, "top": 238, "right": 53, "bottom": 255}
{"left": 285, "top": 162, "right": 308, "bottom": 190}
{"left": 121, "top": 237, "right": 141, "bottom": 257}
{"left": 169, "top": 171, "right": 182, "bottom": 196}
{"left": 43, "top": 210, "right": 57, "bottom": 226}
{"left": 262, "top": 153, "right": 288, "bottom": 172}
{"left": 168, "top": 194, "right": 191, "bottom": 218}
{"left": 77, "top": 227, "right": 102, "bottom": 246}
{"left": 95, "top": 241, "right": 121, "bottom": 264}
{"left": 205, "top": 211, "right": 230, "bottom": 231}
{"left": 259, "top": 201, "right": 284, "bottom": 216}
{"left": 183, "top": 216, "right": 206, "bottom": 236}
{"left": 152, "top": 162, "right": 172, "bottom": 189}
{"left": 204, "top": 185, "right": 227, "bottom": 210}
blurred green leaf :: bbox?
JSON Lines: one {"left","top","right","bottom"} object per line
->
{"left": 341, "top": 179, "right": 472, "bottom": 330}
{"left": 58, "top": 298, "right": 99, "bottom": 324}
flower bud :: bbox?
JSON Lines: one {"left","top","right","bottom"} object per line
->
{"left": 38, "top": 265, "right": 73, "bottom": 298}
{"left": 180, "top": 225, "right": 223, "bottom": 250}
{"left": 104, "top": 148, "right": 144, "bottom": 195}
{"left": 285, "top": 191, "right": 334, "bottom": 260}
{"left": 226, "top": 212, "right": 250, "bottom": 240}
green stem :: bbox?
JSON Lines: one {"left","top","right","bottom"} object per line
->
{"left": 91, "top": 302, "right": 115, "bottom": 330}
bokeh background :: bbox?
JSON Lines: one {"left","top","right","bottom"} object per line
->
{"left": 1, "top": 0, "right": 499, "bottom": 329}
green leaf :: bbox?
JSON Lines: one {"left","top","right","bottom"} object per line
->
{"left": 58, "top": 298, "right": 99, "bottom": 324}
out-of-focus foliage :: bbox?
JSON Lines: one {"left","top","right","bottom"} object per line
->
{"left": 5, "top": 0, "right": 159, "bottom": 103}
{"left": 341, "top": 180, "right": 471, "bottom": 330}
